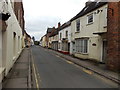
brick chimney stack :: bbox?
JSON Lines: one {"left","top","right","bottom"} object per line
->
{"left": 85, "top": 0, "right": 92, "bottom": 6}
{"left": 58, "top": 22, "right": 61, "bottom": 28}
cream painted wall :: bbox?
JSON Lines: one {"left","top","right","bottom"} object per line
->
{"left": 59, "top": 26, "right": 71, "bottom": 43}
{"left": 58, "top": 26, "right": 71, "bottom": 51}
{"left": 2, "top": 1, "right": 23, "bottom": 75}
{"left": 49, "top": 35, "right": 58, "bottom": 44}
{"left": 71, "top": 4, "right": 108, "bottom": 62}
{"left": 42, "top": 36, "right": 47, "bottom": 47}
{"left": 52, "top": 35, "right": 58, "bottom": 42}
{"left": 0, "top": 31, "right": 2, "bottom": 68}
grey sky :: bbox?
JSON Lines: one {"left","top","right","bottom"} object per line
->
{"left": 23, "top": 0, "right": 90, "bottom": 40}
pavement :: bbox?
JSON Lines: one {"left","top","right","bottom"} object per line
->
{"left": 47, "top": 48, "right": 120, "bottom": 85}
{"left": 2, "top": 48, "right": 32, "bottom": 89}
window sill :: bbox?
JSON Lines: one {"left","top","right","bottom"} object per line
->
{"left": 76, "top": 52, "right": 88, "bottom": 55}
{"left": 86, "top": 22, "right": 93, "bottom": 26}
{"left": 75, "top": 31, "right": 80, "bottom": 33}
{"left": 103, "top": 26, "right": 107, "bottom": 28}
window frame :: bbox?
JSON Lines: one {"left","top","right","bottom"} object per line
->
{"left": 60, "top": 32, "right": 62, "bottom": 40}
{"left": 87, "top": 13, "right": 94, "bottom": 24}
{"left": 75, "top": 39, "right": 88, "bottom": 54}
{"left": 76, "top": 19, "right": 80, "bottom": 32}
{"left": 65, "top": 31, "right": 68, "bottom": 38}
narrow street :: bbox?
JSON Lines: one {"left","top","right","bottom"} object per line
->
{"left": 31, "top": 46, "right": 117, "bottom": 88}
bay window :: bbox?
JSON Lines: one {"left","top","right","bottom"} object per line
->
{"left": 75, "top": 39, "right": 88, "bottom": 54}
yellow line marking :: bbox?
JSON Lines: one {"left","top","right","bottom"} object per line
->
{"left": 83, "top": 68, "right": 93, "bottom": 75}
{"left": 74, "top": 64, "right": 80, "bottom": 68}
{"left": 66, "top": 60, "right": 74, "bottom": 64}
{"left": 31, "top": 49, "right": 40, "bottom": 89}
{"left": 33, "top": 63, "right": 39, "bottom": 89}
{"left": 53, "top": 51, "right": 93, "bottom": 75}
{"left": 55, "top": 55, "right": 60, "bottom": 57}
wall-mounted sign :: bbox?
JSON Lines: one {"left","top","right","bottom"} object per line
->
{"left": 92, "top": 43, "right": 96, "bottom": 46}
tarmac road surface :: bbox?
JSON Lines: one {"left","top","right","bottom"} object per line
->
{"left": 31, "top": 46, "right": 118, "bottom": 88}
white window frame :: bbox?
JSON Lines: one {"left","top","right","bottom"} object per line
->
{"left": 65, "top": 31, "right": 68, "bottom": 38}
{"left": 87, "top": 13, "right": 94, "bottom": 24}
{"left": 60, "top": 32, "right": 62, "bottom": 40}
{"left": 75, "top": 39, "right": 88, "bottom": 54}
{"left": 76, "top": 19, "right": 80, "bottom": 32}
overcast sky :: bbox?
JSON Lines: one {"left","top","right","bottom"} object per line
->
{"left": 23, "top": 0, "right": 91, "bottom": 41}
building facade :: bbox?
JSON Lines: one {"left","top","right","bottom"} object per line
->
{"left": 40, "top": 1, "right": 120, "bottom": 71}
{"left": 0, "top": 0, "right": 25, "bottom": 85}
{"left": 58, "top": 21, "right": 71, "bottom": 54}
{"left": 70, "top": 2, "right": 107, "bottom": 63}
{"left": 46, "top": 27, "right": 55, "bottom": 48}
{"left": 40, "top": 35, "right": 47, "bottom": 47}
{"left": 49, "top": 29, "right": 59, "bottom": 51}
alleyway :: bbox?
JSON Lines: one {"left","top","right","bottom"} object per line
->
{"left": 31, "top": 46, "right": 118, "bottom": 88}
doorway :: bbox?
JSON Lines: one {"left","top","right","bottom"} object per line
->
{"left": 102, "top": 41, "right": 107, "bottom": 63}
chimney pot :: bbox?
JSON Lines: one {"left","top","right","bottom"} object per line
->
{"left": 86, "top": 0, "right": 92, "bottom": 6}
{"left": 58, "top": 22, "right": 61, "bottom": 28}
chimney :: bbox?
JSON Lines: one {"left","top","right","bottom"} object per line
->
{"left": 58, "top": 22, "right": 61, "bottom": 28}
{"left": 53, "top": 27, "right": 55, "bottom": 29}
{"left": 85, "top": 0, "right": 92, "bottom": 6}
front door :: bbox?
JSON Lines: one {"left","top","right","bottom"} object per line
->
{"left": 102, "top": 41, "right": 107, "bottom": 63}
{"left": 68, "top": 43, "right": 70, "bottom": 52}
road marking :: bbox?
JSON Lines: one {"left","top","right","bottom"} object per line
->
{"left": 83, "top": 68, "right": 93, "bottom": 75}
{"left": 66, "top": 60, "right": 74, "bottom": 64}
{"left": 74, "top": 64, "right": 80, "bottom": 68}
{"left": 55, "top": 55, "right": 60, "bottom": 57}
{"left": 31, "top": 49, "right": 40, "bottom": 89}
{"left": 55, "top": 53, "right": 94, "bottom": 76}
{"left": 33, "top": 63, "right": 39, "bottom": 89}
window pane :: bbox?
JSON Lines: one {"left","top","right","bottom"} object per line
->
{"left": 88, "top": 14, "right": 93, "bottom": 24}
{"left": 80, "top": 40, "right": 82, "bottom": 53}
{"left": 76, "top": 20, "right": 80, "bottom": 32}
{"left": 84, "top": 40, "right": 88, "bottom": 53}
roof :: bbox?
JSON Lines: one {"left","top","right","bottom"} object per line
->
{"left": 49, "top": 29, "right": 58, "bottom": 37}
{"left": 47, "top": 28, "right": 54, "bottom": 33}
{"left": 71, "top": 1, "right": 107, "bottom": 21}
{"left": 59, "top": 21, "right": 71, "bottom": 31}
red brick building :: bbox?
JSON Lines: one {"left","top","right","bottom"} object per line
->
{"left": 107, "top": 2, "right": 120, "bottom": 71}
{"left": 14, "top": 0, "right": 25, "bottom": 35}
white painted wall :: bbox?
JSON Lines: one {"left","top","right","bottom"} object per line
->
{"left": 2, "top": 0, "right": 23, "bottom": 75}
{"left": 58, "top": 25, "right": 71, "bottom": 51}
{"left": 59, "top": 26, "right": 71, "bottom": 42}
{"left": 0, "top": 31, "right": 2, "bottom": 68}
{"left": 42, "top": 36, "right": 47, "bottom": 47}
{"left": 71, "top": 4, "right": 108, "bottom": 61}
{"left": 0, "top": 0, "right": 6, "bottom": 84}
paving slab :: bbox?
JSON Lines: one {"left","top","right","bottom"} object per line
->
{"left": 2, "top": 48, "right": 31, "bottom": 89}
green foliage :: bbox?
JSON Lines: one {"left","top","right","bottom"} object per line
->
{"left": 34, "top": 41, "right": 40, "bottom": 45}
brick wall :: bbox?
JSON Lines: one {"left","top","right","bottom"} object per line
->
{"left": 107, "top": 2, "right": 120, "bottom": 71}
{"left": 14, "top": 1, "right": 25, "bottom": 35}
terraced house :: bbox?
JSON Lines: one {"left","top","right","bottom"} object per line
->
{"left": 58, "top": 21, "right": 71, "bottom": 54}
{"left": 70, "top": 1, "right": 108, "bottom": 63}
{"left": 40, "top": 1, "right": 120, "bottom": 71}
{"left": 0, "top": 0, "right": 25, "bottom": 86}
{"left": 70, "top": 1, "right": 120, "bottom": 70}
